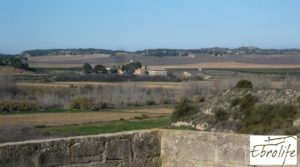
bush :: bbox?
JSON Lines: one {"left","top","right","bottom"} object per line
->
{"left": 239, "top": 104, "right": 298, "bottom": 134}
{"left": 231, "top": 98, "right": 241, "bottom": 107}
{"left": 93, "top": 64, "right": 108, "bottom": 74}
{"left": 82, "top": 63, "right": 93, "bottom": 73}
{"left": 192, "top": 95, "right": 205, "bottom": 103}
{"left": 69, "top": 97, "right": 107, "bottom": 111}
{"left": 171, "top": 98, "right": 198, "bottom": 121}
{"left": 146, "top": 100, "right": 156, "bottom": 105}
{"left": 214, "top": 108, "right": 229, "bottom": 122}
{"left": 240, "top": 94, "right": 257, "bottom": 110}
{"left": 235, "top": 80, "right": 253, "bottom": 89}
{"left": 0, "top": 101, "right": 38, "bottom": 113}
{"left": 134, "top": 114, "right": 149, "bottom": 120}
{"left": 127, "top": 101, "right": 144, "bottom": 107}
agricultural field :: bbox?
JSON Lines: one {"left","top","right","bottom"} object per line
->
{"left": 36, "top": 117, "right": 170, "bottom": 137}
{"left": 209, "top": 68, "right": 300, "bottom": 74}
{"left": 0, "top": 108, "right": 171, "bottom": 127}
{"left": 27, "top": 53, "right": 300, "bottom": 68}
{"left": 2, "top": 52, "right": 300, "bottom": 143}
{"left": 0, "top": 106, "right": 172, "bottom": 143}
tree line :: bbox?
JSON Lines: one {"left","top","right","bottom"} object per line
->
{"left": 21, "top": 49, "right": 129, "bottom": 57}
{"left": 22, "top": 47, "right": 300, "bottom": 57}
{"left": 0, "top": 55, "right": 29, "bottom": 70}
{"left": 82, "top": 62, "right": 142, "bottom": 75}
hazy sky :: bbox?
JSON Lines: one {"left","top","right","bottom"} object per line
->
{"left": 0, "top": 0, "right": 300, "bottom": 54}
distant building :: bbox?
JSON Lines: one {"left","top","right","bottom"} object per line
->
{"left": 148, "top": 70, "right": 168, "bottom": 76}
{"left": 134, "top": 65, "right": 148, "bottom": 75}
{"left": 134, "top": 68, "right": 143, "bottom": 75}
{"left": 117, "top": 69, "right": 123, "bottom": 75}
{"left": 130, "top": 56, "right": 135, "bottom": 63}
{"left": 166, "top": 68, "right": 202, "bottom": 78}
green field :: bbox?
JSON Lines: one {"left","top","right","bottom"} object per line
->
{"left": 208, "top": 68, "right": 300, "bottom": 74}
{"left": 37, "top": 117, "right": 170, "bottom": 136}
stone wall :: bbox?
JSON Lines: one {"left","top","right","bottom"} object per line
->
{"left": 160, "top": 130, "right": 300, "bottom": 167}
{"left": 1, "top": 130, "right": 300, "bottom": 167}
{"left": 0, "top": 130, "right": 161, "bottom": 167}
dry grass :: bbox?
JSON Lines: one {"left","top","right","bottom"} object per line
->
{"left": 0, "top": 67, "right": 32, "bottom": 75}
{"left": 121, "top": 107, "right": 173, "bottom": 114}
{"left": 17, "top": 80, "right": 290, "bottom": 90}
{"left": 0, "top": 110, "right": 170, "bottom": 127}
{"left": 17, "top": 82, "right": 185, "bottom": 89}
{"left": 149, "top": 62, "right": 300, "bottom": 69}
{"left": 28, "top": 54, "right": 109, "bottom": 62}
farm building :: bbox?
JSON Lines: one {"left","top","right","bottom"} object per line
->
{"left": 166, "top": 68, "right": 202, "bottom": 78}
{"left": 148, "top": 70, "right": 168, "bottom": 76}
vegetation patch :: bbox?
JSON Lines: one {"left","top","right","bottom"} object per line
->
{"left": 37, "top": 117, "right": 169, "bottom": 136}
{"left": 214, "top": 108, "right": 229, "bottom": 122}
{"left": 209, "top": 68, "right": 300, "bottom": 74}
{"left": 235, "top": 80, "right": 253, "bottom": 89}
{"left": 0, "top": 100, "right": 38, "bottom": 113}
{"left": 171, "top": 98, "right": 198, "bottom": 122}
{"left": 69, "top": 97, "right": 108, "bottom": 111}
{"left": 239, "top": 104, "right": 298, "bottom": 134}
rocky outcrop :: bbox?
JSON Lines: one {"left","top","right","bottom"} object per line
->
{"left": 172, "top": 89, "right": 300, "bottom": 132}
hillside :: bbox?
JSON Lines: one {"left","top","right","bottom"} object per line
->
{"left": 172, "top": 88, "right": 300, "bottom": 135}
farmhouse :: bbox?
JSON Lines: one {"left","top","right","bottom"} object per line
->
{"left": 148, "top": 70, "right": 168, "bottom": 76}
{"left": 166, "top": 68, "right": 202, "bottom": 78}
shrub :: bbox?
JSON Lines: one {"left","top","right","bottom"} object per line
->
{"left": 82, "top": 63, "right": 93, "bottom": 73}
{"left": 231, "top": 97, "right": 241, "bottom": 107}
{"left": 0, "top": 101, "right": 38, "bottom": 113}
{"left": 134, "top": 114, "right": 149, "bottom": 120}
{"left": 98, "top": 102, "right": 108, "bottom": 109}
{"left": 146, "top": 100, "right": 156, "bottom": 105}
{"left": 127, "top": 101, "right": 144, "bottom": 107}
{"left": 239, "top": 104, "right": 298, "bottom": 134}
{"left": 69, "top": 97, "right": 107, "bottom": 110}
{"left": 235, "top": 80, "right": 253, "bottom": 89}
{"left": 70, "top": 97, "right": 94, "bottom": 110}
{"left": 240, "top": 94, "right": 257, "bottom": 110}
{"left": 192, "top": 95, "right": 205, "bottom": 103}
{"left": 171, "top": 98, "right": 198, "bottom": 121}
{"left": 93, "top": 64, "right": 108, "bottom": 74}
{"left": 160, "top": 98, "right": 170, "bottom": 104}
{"left": 284, "top": 127, "right": 300, "bottom": 135}
{"left": 297, "top": 96, "right": 300, "bottom": 103}
{"left": 214, "top": 108, "right": 229, "bottom": 122}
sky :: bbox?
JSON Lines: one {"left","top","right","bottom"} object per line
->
{"left": 0, "top": 0, "right": 300, "bottom": 54}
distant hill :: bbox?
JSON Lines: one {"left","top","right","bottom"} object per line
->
{"left": 21, "top": 49, "right": 130, "bottom": 57}
{"left": 0, "top": 53, "right": 18, "bottom": 57}
{"left": 136, "top": 47, "right": 300, "bottom": 57}
{"left": 20, "top": 47, "right": 300, "bottom": 57}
